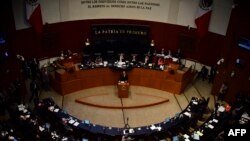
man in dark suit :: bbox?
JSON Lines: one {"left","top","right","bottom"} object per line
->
{"left": 198, "top": 66, "right": 208, "bottom": 81}
{"left": 41, "top": 67, "right": 50, "bottom": 91}
{"left": 29, "top": 79, "right": 39, "bottom": 103}
{"left": 208, "top": 65, "right": 217, "bottom": 83}
{"left": 144, "top": 55, "right": 150, "bottom": 66}
{"left": 119, "top": 71, "right": 128, "bottom": 82}
{"left": 218, "top": 82, "right": 228, "bottom": 101}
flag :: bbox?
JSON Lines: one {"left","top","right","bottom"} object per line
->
{"left": 26, "top": 0, "right": 43, "bottom": 34}
{"left": 195, "top": 0, "right": 213, "bottom": 37}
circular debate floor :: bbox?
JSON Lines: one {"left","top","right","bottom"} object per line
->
{"left": 39, "top": 80, "right": 213, "bottom": 128}
{"left": 75, "top": 90, "right": 169, "bottom": 109}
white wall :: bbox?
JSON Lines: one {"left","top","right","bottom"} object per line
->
{"left": 40, "top": 0, "right": 61, "bottom": 23}
{"left": 176, "top": 0, "right": 198, "bottom": 28}
{"left": 209, "top": 0, "right": 233, "bottom": 35}
{"left": 12, "top": 0, "right": 27, "bottom": 30}
{"left": 184, "top": 58, "right": 211, "bottom": 72}
{"left": 12, "top": 0, "right": 233, "bottom": 35}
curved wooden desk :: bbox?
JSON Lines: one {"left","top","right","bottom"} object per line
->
{"left": 51, "top": 67, "right": 195, "bottom": 95}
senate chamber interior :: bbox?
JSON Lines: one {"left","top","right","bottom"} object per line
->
{"left": 0, "top": 0, "right": 250, "bottom": 141}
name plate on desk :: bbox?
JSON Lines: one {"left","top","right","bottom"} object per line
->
{"left": 184, "top": 112, "right": 191, "bottom": 117}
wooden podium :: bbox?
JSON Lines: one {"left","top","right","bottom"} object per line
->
{"left": 117, "top": 81, "right": 129, "bottom": 98}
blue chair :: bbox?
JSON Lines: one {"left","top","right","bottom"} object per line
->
{"left": 173, "top": 136, "right": 179, "bottom": 141}
{"left": 83, "top": 120, "right": 90, "bottom": 125}
{"left": 165, "top": 117, "right": 170, "bottom": 122}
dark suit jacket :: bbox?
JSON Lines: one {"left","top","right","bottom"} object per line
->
{"left": 120, "top": 75, "right": 128, "bottom": 82}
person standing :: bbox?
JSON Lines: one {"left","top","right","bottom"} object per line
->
{"left": 41, "top": 67, "right": 50, "bottom": 91}
{"left": 208, "top": 65, "right": 217, "bottom": 83}
{"left": 119, "top": 53, "right": 125, "bottom": 62}
{"left": 217, "top": 82, "right": 228, "bottom": 101}
{"left": 119, "top": 71, "right": 128, "bottom": 82}
{"left": 131, "top": 54, "right": 137, "bottom": 63}
{"left": 144, "top": 55, "right": 149, "bottom": 66}
{"left": 29, "top": 79, "right": 39, "bottom": 103}
{"left": 198, "top": 66, "right": 208, "bottom": 81}
{"left": 30, "top": 58, "right": 39, "bottom": 80}
{"left": 13, "top": 78, "right": 22, "bottom": 104}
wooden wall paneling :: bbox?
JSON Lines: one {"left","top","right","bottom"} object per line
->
{"left": 51, "top": 68, "right": 193, "bottom": 95}
{"left": 9, "top": 19, "right": 224, "bottom": 66}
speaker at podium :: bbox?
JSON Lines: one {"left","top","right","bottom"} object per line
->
{"left": 117, "top": 81, "right": 129, "bottom": 98}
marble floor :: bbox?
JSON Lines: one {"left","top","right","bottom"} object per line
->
{"left": 35, "top": 77, "right": 216, "bottom": 128}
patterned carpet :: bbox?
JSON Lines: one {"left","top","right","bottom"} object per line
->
{"left": 37, "top": 79, "right": 214, "bottom": 128}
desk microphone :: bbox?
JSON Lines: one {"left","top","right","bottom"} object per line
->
{"left": 125, "top": 117, "right": 130, "bottom": 128}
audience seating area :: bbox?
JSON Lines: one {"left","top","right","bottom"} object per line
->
{"left": 1, "top": 95, "right": 249, "bottom": 141}
{"left": 0, "top": 53, "right": 249, "bottom": 141}
{"left": 0, "top": 52, "right": 250, "bottom": 141}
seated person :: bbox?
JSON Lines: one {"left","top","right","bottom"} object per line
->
{"left": 161, "top": 48, "right": 165, "bottom": 55}
{"left": 119, "top": 71, "right": 128, "bottom": 82}
{"left": 150, "top": 40, "right": 155, "bottom": 47}
{"left": 95, "top": 56, "right": 103, "bottom": 64}
{"left": 82, "top": 58, "right": 92, "bottom": 67}
{"left": 152, "top": 54, "right": 158, "bottom": 65}
{"left": 131, "top": 54, "right": 137, "bottom": 64}
{"left": 85, "top": 38, "right": 90, "bottom": 46}
{"left": 60, "top": 51, "right": 64, "bottom": 60}
{"left": 144, "top": 55, "right": 149, "bottom": 65}
{"left": 118, "top": 53, "right": 125, "bottom": 62}
{"left": 175, "top": 49, "right": 182, "bottom": 58}
{"left": 157, "top": 57, "right": 165, "bottom": 66}
{"left": 175, "top": 49, "right": 182, "bottom": 64}
{"left": 166, "top": 50, "right": 172, "bottom": 58}
{"left": 66, "top": 49, "right": 72, "bottom": 58}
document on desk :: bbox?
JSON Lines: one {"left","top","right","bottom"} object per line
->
{"left": 150, "top": 125, "right": 156, "bottom": 130}
{"left": 183, "top": 134, "right": 189, "bottom": 139}
{"left": 192, "top": 101, "right": 198, "bottom": 105}
{"left": 39, "top": 126, "right": 45, "bottom": 131}
{"left": 129, "top": 129, "right": 135, "bottom": 133}
{"left": 62, "top": 137, "right": 68, "bottom": 141}
{"left": 193, "top": 133, "right": 200, "bottom": 140}
{"left": 25, "top": 115, "right": 30, "bottom": 118}
{"left": 184, "top": 112, "right": 191, "bottom": 117}
{"left": 208, "top": 124, "right": 214, "bottom": 129}
{"left": 18, "top": 107, "right": 24, "bottom": 111}
{"left": 69, "top": 119, "right": 75, "bottom": 124}
{"left": 54, "top": 108, "right": 59, "bottom": 112}
{"left": 157, "top": 127, "right": 162, "bottom": 131}
{"left": 197, "top": 131, "right": 203, "bottom": 136}
{"left": 212, "top": 119, "right": 218, "bottom": 123}
{"left": 123, "top": 129, "right": 129, "bottom": 134}
{"left": 242, "top": 113, "right": 250, "bottom": 120}
{"left": 18, "top": 104, "right": 25, "bottom": 109}
{"left": 218, "top": 106, "right": 225, "bottom": 112}
{"left": 23, "top": 109, "right": 28, "bottom": 113}
{"left": 73, "top": 122, "right": 79, "bottom": 126}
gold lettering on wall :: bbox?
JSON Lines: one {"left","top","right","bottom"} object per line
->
{"left": 81, "top": 0, "right": 160, "bottom": 10}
